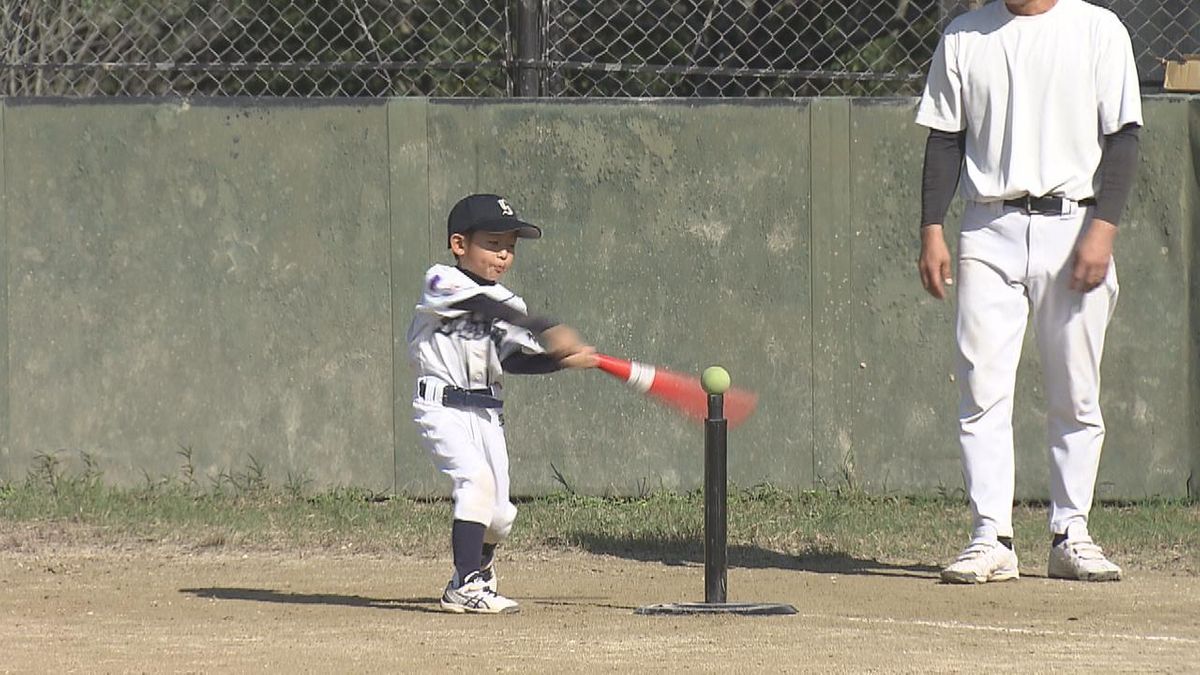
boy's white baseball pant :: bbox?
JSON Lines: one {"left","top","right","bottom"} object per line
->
{"left": 412, "top": 387, "right": 518, "bottom": 544}
{"left": 955, "top": 201, "right": 1118, "bottom": 540}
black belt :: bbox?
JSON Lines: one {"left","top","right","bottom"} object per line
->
{"left": 419, "top": 381, "right": 503, "bottom": 409}
{"left": 1003, "top": 195, "right": 1096, "bottom": 215}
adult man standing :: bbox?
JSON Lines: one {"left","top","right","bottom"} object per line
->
{"left": 916, "top": 0, "right": 1142, "bottom": 583}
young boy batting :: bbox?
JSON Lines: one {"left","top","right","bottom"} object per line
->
{"left": 406, "top": 193, "right": 597, "bottom": 614}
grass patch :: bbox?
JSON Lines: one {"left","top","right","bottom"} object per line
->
{"left": 1, "top": 461, "right": 1197, "bottom": 574}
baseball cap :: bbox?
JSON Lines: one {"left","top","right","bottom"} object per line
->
{"left": 447, "top": 194, "right": 542, "bottom": 245}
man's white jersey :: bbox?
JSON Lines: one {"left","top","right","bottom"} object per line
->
{"left": 916, "top": 0, "right": 1142, "bottom": 202}
{"left": 406, "top": 264, "right": 545, "bottom": 390}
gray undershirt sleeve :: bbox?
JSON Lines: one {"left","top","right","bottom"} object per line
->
{"left": 920, "top": 129, "right": 965, "bottom": 228}
{"left": 500, "top": 351, "right": 562, "bottom": 374}
{"left": 450, "top": 294, "right": 559, "bottom": 334}
{"left": 449, "top": 294, "right": 565, "bottom": 374}
{"left": 1093, "top": 123, "right": 1140, "bottom": 226}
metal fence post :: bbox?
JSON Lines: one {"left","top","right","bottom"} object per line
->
{"left": 515, "top": 0, "right": 542, "bottom": 96}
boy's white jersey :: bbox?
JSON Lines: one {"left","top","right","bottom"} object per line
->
{"left": 406, "top": 264, "right": 545, "bottom": 389}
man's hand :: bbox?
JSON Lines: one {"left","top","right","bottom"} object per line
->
{"left": 918, "top": 224, "right": 954, "bottom": 300}
{"left": 1070, "top": 219, "right": 1117, "bottom": 293}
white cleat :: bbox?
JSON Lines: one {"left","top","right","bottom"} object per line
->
{"left": 941, "top": 538, "right": 1019, "bottom": 584}
{"left": 440, "top": 571, "right": 519, "bottom": 614}
{"left": 1048, "top": 523, "right": 1122, "bottom": 582}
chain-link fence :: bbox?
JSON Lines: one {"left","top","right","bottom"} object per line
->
{"left": 1, "top": 0, "right": 1194, "bottom": 98}
{"left": 540, "top": 0, "right": 942, "bottom": 97}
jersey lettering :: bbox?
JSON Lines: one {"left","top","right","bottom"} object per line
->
{"left": 437, "top": 315, "right": 509, "bottom": 347}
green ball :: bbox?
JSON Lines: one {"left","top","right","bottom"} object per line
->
{"left": 701, "top": 366, "right": 731, "bottom": 395}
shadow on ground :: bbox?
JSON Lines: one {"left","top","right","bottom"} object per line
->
{"left": 569, "top": 532, "right": 940, "bottom": 579}
{"left": 179, "top": 588, "right": 444, "bottom": 613}
{"left": 181, "top": 587, "right": 637, "bottom": 613}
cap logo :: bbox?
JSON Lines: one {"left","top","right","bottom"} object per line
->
{"left": 497, "top": 198, "right": 514, "bottom": 216}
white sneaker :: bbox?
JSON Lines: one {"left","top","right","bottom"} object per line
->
{"left": 1048, "top": 523, "right": 1122, "bottom": 582}
{"left": 941, "top": 538, "right": 1019, "bottom": 584}
{"left": 440, "top": 571, "right": 519, "bottom": 614}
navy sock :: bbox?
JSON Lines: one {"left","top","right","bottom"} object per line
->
{"left": 481, "top": 543, "right": 498, "bottom": 569}
{"left": 451, "top": 519, "right": 486, "bottom": 584}
{"left": 997, "top": 536, "right": 1013, "bottom": 550}
{"left": 1052, "top": 533, "right": 1068, "bottom": 547}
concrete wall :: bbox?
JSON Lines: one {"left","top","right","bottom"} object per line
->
{"left": 2, "top": 100, "right": 395, "bottom": 491}
{"left": 0, "top": 97, "right": 1195, "bottom": 499}
{"left": 1190, "top": 100, "right": 1200, "bottom": 501}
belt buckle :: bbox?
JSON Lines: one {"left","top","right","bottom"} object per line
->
{"left": 1022, "top": 195, "right": 1035, "bottom": 213}
{"left": 1040, "top": 196, "right": 1068, "bottom": 215}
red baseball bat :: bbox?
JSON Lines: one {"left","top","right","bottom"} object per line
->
{"left": 594, "top": 353, "right": 758, "bottom": 429}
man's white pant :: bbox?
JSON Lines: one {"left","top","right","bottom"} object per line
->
{"left": 412, "top": 392, "right": 517, "bottom": 544}
{"left": 956, "top": 202, "right": 1118, "bottom": 539}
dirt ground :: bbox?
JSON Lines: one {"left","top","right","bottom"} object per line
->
{"left": 2, "top": 540, "right": 1198, "bottom": 673}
